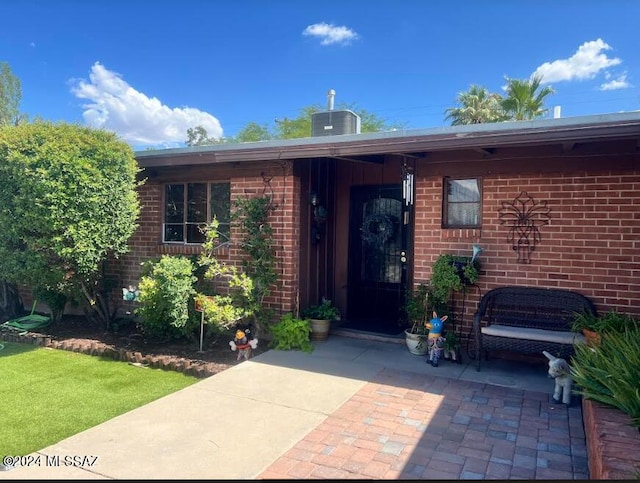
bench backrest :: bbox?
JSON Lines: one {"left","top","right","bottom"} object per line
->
{"left": 475, "top": 286, "right": 597, "bottom": 332}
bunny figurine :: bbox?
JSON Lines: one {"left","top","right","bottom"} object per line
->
{"left": 425, "top": 311, "right": 448, "bottom": 367}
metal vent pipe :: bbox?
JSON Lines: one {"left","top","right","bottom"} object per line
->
{"left": 327, "top": 89, "right": 335, "bottom": 111}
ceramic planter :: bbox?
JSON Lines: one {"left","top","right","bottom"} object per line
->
{"left": 404, "top": 329, "right": 428, "bottom": 355}
{"left": 309, "top": 318, "right": 331, "bottom": 341}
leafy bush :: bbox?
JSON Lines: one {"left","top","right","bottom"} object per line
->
{"left": 193, "top": 293, "right": 251, "bottom": 332}
{"left": 269, "top": 313, "right": 313, "bottom": 352}
{"left": 136, "top": 255, "right": 198, "bottom": 341}
{"left": 404, "top": 283, "right": 448, "bottom": 335}
{"left": 571, "top": 324, "right": 640, "bottom": 427}
{"left": 231, "top": 196, "right": 277, "bottom": 336}
{"left": 301, "top": 298, "right": 340, "bottom": 321}
{"left": 32, "top": 287, "right": 68, "bottom": 324}
{"left": 0, "top": 122, "right": 141, "bottom": 328}
{"left": 572, "top": 309, "right": 639, "bottom": 334}
{"left": 431, "top": 254, "right": 479, "bottom": 303}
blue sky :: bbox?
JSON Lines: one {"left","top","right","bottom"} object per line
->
{"left": 2, "top": 0, "right": 639, "bottom": 150}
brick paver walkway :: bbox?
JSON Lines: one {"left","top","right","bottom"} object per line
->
{"left": 258, "top": 368, "right": 588, "bottom": 480}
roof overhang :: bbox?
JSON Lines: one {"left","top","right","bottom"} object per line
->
{"left": 135, "top": 112, "right": 640, "bottom": 168}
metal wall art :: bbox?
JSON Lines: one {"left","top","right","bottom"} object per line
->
{"left": 498, "top": 191, "right": 551, "bottom": 264}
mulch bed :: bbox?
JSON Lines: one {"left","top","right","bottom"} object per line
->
{"left": 0, "top": 315, "right": 266, "bottom": 378}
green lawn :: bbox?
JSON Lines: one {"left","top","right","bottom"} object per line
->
{"left": 0, "top": 342, "right": 198, "bottom": 458}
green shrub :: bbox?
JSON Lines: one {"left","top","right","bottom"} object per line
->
{"left": 301, "top": 298, "right": 340, "bottom": 321}
{"left": 571, "top": 325, "right": 640, "bottom": 427}
{"left": 572, "top": 309, "right": 639, "bottom": 334}
{"left": 404, "top": 283, "right": 449, "bottom": 335}
{"left": 269, "top": 313, "right": 313, "bottom": 352}
{"left": 194, "top": 293, "right": 252, "bottom": 332}
{"left": 431, "top": 254, "right": 479, "bottom": 303}
{"left": 136, "top": 255, "right": 198, "bottom": 341}
{"left": 32, "top": 287, "right": 68, "bottom": 324}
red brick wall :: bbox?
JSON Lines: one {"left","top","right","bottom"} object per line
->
{"left": 413, "top": 170, "right": 640, "bottom": 334}
{"left": 583, "top": 398, "right": 640, "bottom": 479}
{"left": 113, "top": 170, "right": 300, "bottom": 319}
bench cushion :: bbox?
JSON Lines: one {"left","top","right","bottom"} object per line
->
{"left": 481, "top": 324, "right": 586, "bottom": 346}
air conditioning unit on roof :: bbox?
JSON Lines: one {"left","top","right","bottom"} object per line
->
{"left": 311, "top": 89, "right": 361, "bottom": 137}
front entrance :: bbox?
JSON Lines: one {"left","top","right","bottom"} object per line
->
{"left": 346, "top": 184, "right": 408, "bottom": 334}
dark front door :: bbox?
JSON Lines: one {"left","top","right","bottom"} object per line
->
{"left": 347, "top": 185, "right": 407, "bottom": 334}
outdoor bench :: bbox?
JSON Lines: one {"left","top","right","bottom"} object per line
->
{"left": 473, "top": 286, "right": 596, "bottom": 371}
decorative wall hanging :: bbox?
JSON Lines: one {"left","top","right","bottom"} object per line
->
{"left": 309, "top": 191, "right": 328, "bottom": 244}
{"left": 498, "top": 191, "right": 551, "bottom": 264}
{"left": 360, "top": 213, "right": 394, "bottom": 249}
{"left": 401, "top": 160, "right": 414, "bottom": 207}
{"left": 261, "top": 171, "right": 276, "bottom": 211}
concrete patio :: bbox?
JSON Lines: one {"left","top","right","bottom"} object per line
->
{"left": 0, "top": 334, "right": 588, "bottom": 479}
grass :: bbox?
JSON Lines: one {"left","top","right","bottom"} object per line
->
{"left": 0, "top": 342, "right": 198, "bottom": 458}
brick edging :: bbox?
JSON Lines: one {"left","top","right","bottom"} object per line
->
{"left": 0, "top": 331, "right": 229, "bottom": 378}
{"left": 582, "top": 398, "right": 640, "bottom": 479}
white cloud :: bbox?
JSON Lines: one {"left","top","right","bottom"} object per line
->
{"left": 533, "top": 39, "right": 621, "bottom": 83}
{"left": 600, "top": 73, "right": 631, "bottom": 91}
{"left": 70, "top": 62, "right": 223, "bottom": 146}
{"left": 302, "top": 22, "right": 359, "bottom": 46}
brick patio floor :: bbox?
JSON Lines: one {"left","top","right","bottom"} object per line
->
{"left": 258, "top": 367, "right": 588, "bottom": 480}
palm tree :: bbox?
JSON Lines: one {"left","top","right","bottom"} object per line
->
{"left": 501, "top": 74, "right": 555, "bottom": 121}
{"left": 444, "top": 85, "right": 506, "bottom": 125}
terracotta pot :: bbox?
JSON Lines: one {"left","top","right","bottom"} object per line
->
{"left": 309, "top": 318, "right": 331, "bottom": 341}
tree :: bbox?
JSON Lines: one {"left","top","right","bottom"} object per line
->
{"left": 444, "top": 85, "right": 506, "bottom": 125}
{"left": 0, "top": 122, "right": 141, "bottom": 328}
{"left": 233, "top": 122, "right": 273, "bottom": 143}
{"left": 0, "top": 61, "right": 26, "bottom": 126}
{"left": 185, "top": 102, "right": 401, "bottom": 145}
{"left": 186, "top": 125, "right": 220, "bottom": 146}
{"left": 501, "top": 74, "right": 555, "bottom": 121}
{"left": 273, "top": 105, "right": 317, "bottom": 139}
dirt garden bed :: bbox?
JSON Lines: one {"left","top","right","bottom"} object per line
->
{"left": 0, "top": 315, "right": 266, "bottom": 378}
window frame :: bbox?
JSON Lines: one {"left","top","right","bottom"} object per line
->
{"left": 162, "top": 181, "right": 231, "bottom": 245}
{"left": 442, "top": 177, "right": 483, "bottom": 229}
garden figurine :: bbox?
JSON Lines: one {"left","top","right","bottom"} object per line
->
{"left": 230, "top": 328, "right": 258, "bottom": 361}
{"left": 542, "top": 350, "right": 574, "bottom": 405}
{"left": 425, "top": 311, "right": 448, "bottom": 367}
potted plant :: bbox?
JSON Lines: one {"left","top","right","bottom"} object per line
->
{"left": 403, "top": 283, "right": 448, "bottom": 355}
{"left": 430, "top": 253, "right": 480, "bottom": 304}
{"left": 269, "top": 312, "right": 313, "bottom": 352}
{"left": 571, "top": 324, "right": 640, "bottom": 428}
{"left": 301, "top": 298, "right": 340, "bottom": 342}
{"left": 442, "top": 330, "right": 462, "bottom": 362}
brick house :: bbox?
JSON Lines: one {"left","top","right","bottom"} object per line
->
{"left": 115, "top": 111, "right": 640, "bottom": 338}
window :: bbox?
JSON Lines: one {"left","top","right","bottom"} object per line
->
{"left": 163, "top": 182, "right": 231, "bottom": 244}
{"left": 443, "top": 178, "right": 482, "bottom": 228}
